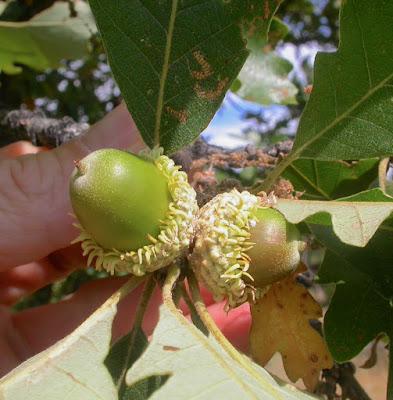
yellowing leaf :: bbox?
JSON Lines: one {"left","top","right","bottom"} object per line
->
{"left": 250, "top": 269, "right": 333, "bottom": 390}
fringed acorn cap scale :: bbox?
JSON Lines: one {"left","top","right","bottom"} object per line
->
{"left": 190, "top": 189, "right": 271, "bottom": 309}
{"left": 72, "top": 154, "right": 198, "bottom": 275}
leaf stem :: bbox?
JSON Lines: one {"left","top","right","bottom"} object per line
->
{"left": 378, "top": 157, "right": 390, "bottom": 192}
{"left": 187, "top": 271, "right": 243, "bottom": 361}
{"left": 117, "top": 275, "right": 146, "bottom": 302}
{"left": 178, "top": 282, "right": 195, "bottom": 311}
{"left": 162, "top": 264, "right": 181, "bottom": 312}
{"left": 179, "top": 282, "right": 208, "bottom": 335}
{"left": 163, "top": 266, "right": 274, "bottom": 399}
{"left": 255, "top": 154, "right": 295, "bottom": 193}
{"left": 187, "top": 271, "right": 282, "bottom": 398}
{"left": 117, "top": 275, "right": 156, "bottom": 392}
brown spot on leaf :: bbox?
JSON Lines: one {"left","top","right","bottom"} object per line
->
{"left": 194, "top": 78, "right": 229, "bottom": 101}
{"left": 191, "top": 51, "right": 213, "bottom": 80}
{"left": 264, "top": 0, "right": 270, "bottom": 19}
{"left": 304, "top": 85, "right": 313, "bottom": 94}
{"left": 165, "top": 106, "right": 188, "bottom": 123}
{"left": 163, "top": 345, "right": 180, "bottom": 352}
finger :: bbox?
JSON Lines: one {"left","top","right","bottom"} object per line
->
{"left": 0, "top": 306, "right": 30, "bottom": 377}
{"left": 12, "top": 277, "right": 155, "bottom": 357}
{"left": 0, "top": 104, "right": 145, "bottom": 269}
{"left": 204, "top": 302, "right": 251, "bottom": 352}
{"left": 0, "top": 141, "right": 47, "bottom": 160}
{"left": 0, "top": 244, "right": 85, "bottom": 306}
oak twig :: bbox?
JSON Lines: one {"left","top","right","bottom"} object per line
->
{"left": 0, "top": 109, "right": 89, "bottom": 147}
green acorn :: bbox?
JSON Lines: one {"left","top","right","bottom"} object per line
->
{"left": 190, "top": 190, "right": 305, "bottom": 309}
{"left": 246, "top": 207, "right": 304, "bottom": 288}
{"left": 70, "top": 148, "right": 198, "bottom": 275}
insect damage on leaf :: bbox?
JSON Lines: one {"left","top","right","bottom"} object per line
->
{"left": 165, "top": 106, "right": 188, "bottom": 124}
{"left": 191, "top": 51, "right": 213, "bottom": 81}
{"left": 194, "top": 78, "right": 230, "bottom": 101}
{"left": 250, "top": 264, "right": 333, "bottom": 390}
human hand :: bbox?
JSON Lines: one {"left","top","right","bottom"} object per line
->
{"left": 0, "top": 104, "right": 251, "bottom": 378}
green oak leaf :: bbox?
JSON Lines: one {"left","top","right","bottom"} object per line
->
{"left": 275, "top": 188, "right": 393, "bottom": 247}
{"left": 125, "top": 304, "right": 316, "bottom": 400}
{"left": 313, "top": 225, "right": 393, "bottom": 399}
{"left": 0, "top": 2, "right": 96, "bottom": 74}
{"left": 292, "top": 0, "right": 393, "bottom": 160}
{"left": 282, "top": 158, "right": 379, "bottom": 200}
{"left": 234, "top": 17, "right": 298, "bottom": 105}
{"left": 263, "top": 0, "right": 393, "bottom": 191}
{"left": 88, "top": 0, "right": 282, "bottom": 154}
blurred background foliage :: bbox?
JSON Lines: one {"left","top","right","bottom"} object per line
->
{"left": 0, "top": 0, "right": 340, "bottom": 308}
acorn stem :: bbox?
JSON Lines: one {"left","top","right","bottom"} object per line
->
{"left": 118, "top": 275, "right": 146, "bottom": 302}
{"left": 73, "top": 159, "right": 87, "bottom": 175}
{"left": 163, "top": 265, "right": 275, "bottom": 397}
{"left": 179, "top": 282, "right": 209, "bottom": 336}
{"left": 162, "top": 264, "right": 181, "bottom": 312}
{"left": 187, "top": 270, "right": 279, "bottom": 395}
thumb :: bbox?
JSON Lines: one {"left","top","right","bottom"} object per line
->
{"left": 0, "top": 104, "right": 145, "bottom": 269}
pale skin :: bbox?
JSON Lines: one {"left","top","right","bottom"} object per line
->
{"left": 0, "top": 104, "right": 250, "bottom": 378}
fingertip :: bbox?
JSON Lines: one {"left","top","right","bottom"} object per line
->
{"left": 0, "top": 141, "right": 47, "bottom": 160}
{"left": 0, "top": 105, "right": 145, "bottom": 268}
{"left": 80, "top": 103, "right": 145, "bottom": 153}
{"left": 208, "top": 302, "right": 251, "bottom": 352}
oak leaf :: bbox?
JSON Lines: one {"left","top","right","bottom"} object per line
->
{"left": 250, "top": 267, "right": 333, "bottom": 390}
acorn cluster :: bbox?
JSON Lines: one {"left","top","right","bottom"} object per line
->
{"left": 69, "top": 149, "right": 305, "bottom": 308}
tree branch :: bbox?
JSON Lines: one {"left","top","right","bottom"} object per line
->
{"left": 0, "top": 109, "right": 89, "bottom": 147}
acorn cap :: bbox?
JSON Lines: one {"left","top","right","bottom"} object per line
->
{"left": 72, "top": 153, "right": 198, "bottom": 276}
{"left": 190, "top": 189, "right": 268, "bottom": 310}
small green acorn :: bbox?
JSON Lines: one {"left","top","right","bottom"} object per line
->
{"left": 246, "top": 207, "right": 304, "bottom": 288}
{"left": 190, "top": 190, "right": 305, "bottom": 309}
{"left": 70, "top": 149, "right": 171, "bottom": 251}
{"left": 70, "top": 148, "right": 198, "bottom": 276}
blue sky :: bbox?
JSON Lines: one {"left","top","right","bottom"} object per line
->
{"left": 202, "top": 40, "right": 336, "bottom": 149}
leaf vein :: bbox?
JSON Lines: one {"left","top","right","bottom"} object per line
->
{"left": 154, "top": 0, "right": 179, "bottom": 146}
{"left": 353, "top": 2, "right": 372, "bottom": 88}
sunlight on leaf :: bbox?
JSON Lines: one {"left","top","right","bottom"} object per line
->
{"left": 125, "top": 304, "right": 316, "bottom": 400}
{"left": 250, "top": 266, "right": 333, "bottom": 391}
{"left": 275, "top": 188, "right": 393, "bottom": 247}
{"left": 104, "top": 328, "right": 169, "bottom": 400}
{"left": 234, "top": 18, "right": 298, "bottom": 105}
{"left": 0, "top": 284, "right": 123, "bottom": 400}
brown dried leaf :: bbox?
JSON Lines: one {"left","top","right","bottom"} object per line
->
{"left": 250, "top": 268, "right": 333, "bottom": 390}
